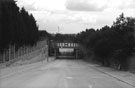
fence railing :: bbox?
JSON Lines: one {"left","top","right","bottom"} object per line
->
{"left": 0, "top": 40, "right": 48, "bottom": 65}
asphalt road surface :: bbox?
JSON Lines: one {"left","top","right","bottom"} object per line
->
{"left": 0, "top": 59, "right": 134, "bottom": 88}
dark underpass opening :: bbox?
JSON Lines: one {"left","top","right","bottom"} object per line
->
{"left": 56, "top": 48, "right": 75, "bottom": 59}
{"left": 49, "top": 42, "right": 83, "bottom": 59}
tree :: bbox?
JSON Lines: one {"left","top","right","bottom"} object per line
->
{"left": 76, "top": 13, "right": 135, "bottom": 70}
{"left": 0, "top": 0, "right": 40, "bottom": 49}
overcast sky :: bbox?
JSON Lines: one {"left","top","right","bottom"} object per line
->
{"left": 16, "top": 0, "right": 135, "bottom": 33}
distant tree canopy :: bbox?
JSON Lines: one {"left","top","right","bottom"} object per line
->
{"left": 76, "top": 13, "right": 135, "bottom": 70}
{"left": 38, "top": 30, "right": 52, "bottom": 40}
{"left": 0, "top": 0, "right": 40, "bottom": 50}
{"left": 53, "top": 33, "right": 77, "bottom": 42}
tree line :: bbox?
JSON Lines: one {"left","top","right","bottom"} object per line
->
{"left": 0, "top": 0, "right": 50, "bottom": 52}
{"left": 53, "top": 33, "right": 77, "bottom": 42}
{"left": 76, "top": 13, "right": 135, "bottom": 70}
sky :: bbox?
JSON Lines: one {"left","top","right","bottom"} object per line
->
{"left": 16, "top": 0, "right": 135, "bottom": 34}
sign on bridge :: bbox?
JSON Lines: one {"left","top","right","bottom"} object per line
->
{"left": 56, "top": 43, "right": 79, "bottom": 48}
{"left": 48, "top": 41, "right": 82, "bottom": 59}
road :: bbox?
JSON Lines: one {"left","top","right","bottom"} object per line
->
{"left": 0, "top": 59, "right": 134, "bottom": 88}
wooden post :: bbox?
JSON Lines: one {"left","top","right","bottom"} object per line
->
{"left": 3, "top": 52, "right": 5, "bottom": 63}
{"left": 76, "top": 50, "right": 78, "bottom": 60}
{"left": 14, "top": 45, "right": 15, "bottom": 59}
{"left": 46, "top": 45, "right": 48, "bottom": 62}
{"left": 55, "top": 49, "right": 57, "bottom": 59}
{"left": 9, "top": 48, "right": 10, "bottom": 61}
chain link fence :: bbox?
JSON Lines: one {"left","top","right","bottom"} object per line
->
{"left": 0, "top": 40, "right": 48, "bottom": 66}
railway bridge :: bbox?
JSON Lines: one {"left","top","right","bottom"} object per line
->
{"left": 49, "top": 42, "right": 82, "bottom": 59}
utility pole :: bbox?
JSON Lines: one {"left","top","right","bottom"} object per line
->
{"left": 58, "top": 26, "right": 60, "bottom": 33}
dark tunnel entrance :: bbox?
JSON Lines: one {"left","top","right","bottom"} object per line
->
{"left": 49, "top": 42, "right": 81, "bottom": 59}
{"left": 56, "top": 48, "right": 75, "bottom": 59}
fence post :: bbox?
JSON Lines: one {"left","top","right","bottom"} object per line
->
{"left": 46, "top": 45, "right": 48, "bottom": 62}
{"left": 13, "top": 45, "right": 15, "bottom": 59}
{"left": 3, "top": 52, "right": 5, "bottom": 63}
{"left": 9, "top": 48, "right": 11, "bottom": 61}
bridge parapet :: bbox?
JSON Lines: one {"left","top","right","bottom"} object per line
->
{"left": 48, "top": 41, "right": 81, "bottom": 59}
{"left": 56, "top": 43, "right": 79, "bottom": 49}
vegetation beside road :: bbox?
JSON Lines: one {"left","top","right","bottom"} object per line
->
{"left": 76, "top": 13, "right": 135, "bottom": 71}
{"left": 0, "top": 0, "right": 50, "bottom": 63}
{"left": 0, "top": 0, "right": 50, "bottom": 51}
{"left": 0, "top": 0, "right": 38, "bottom": 50}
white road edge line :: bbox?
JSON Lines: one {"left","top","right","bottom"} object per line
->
{"left": 66, "top": 77, "right": 73, "bottom": 79}
{"left": 88, "top": 85, "right": 93, "bottom": 88}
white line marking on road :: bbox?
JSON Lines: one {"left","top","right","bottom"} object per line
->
{"left": 66, "top": 77, "right": 73, "bottom": 79}
{"left": 64, "top": 79, "right": 68, "bottom": 88}
{"left": 88, "top": 85, "right": 92, "bottom": 88}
